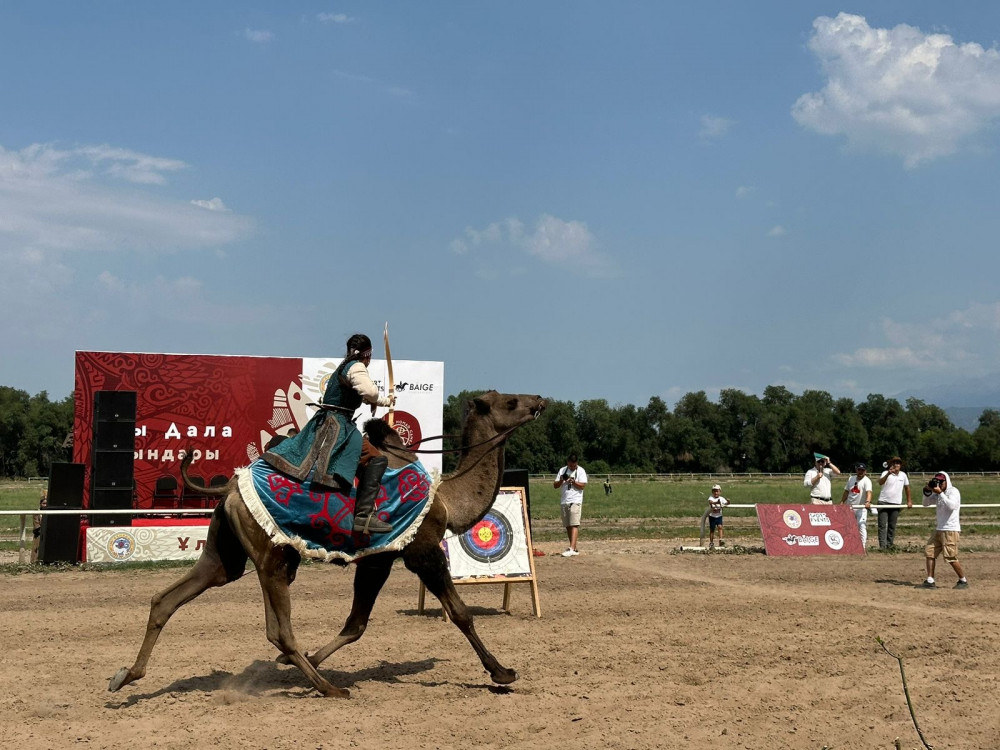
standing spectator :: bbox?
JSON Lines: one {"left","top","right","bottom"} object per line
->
{"left": 876, "top": 456, "right": 912, "bottom": 549}
{"left": 803, "top": 453, "right": 840, "bottom": 504}
{"left": 603, "top": 477, "right": 613, "bottom": 496}
{"left": 554, "top": 454, "right": 587, "bottom": 557}
{"left": 31, "top": 489, "right": 47, "bottom": 563}
{"left": 707, "top": 483, "right": 729, "bottom": 549}
{"left": 921, "top": 471, "right": 968, "bottom": 589}
{"left": 840, "top": 463, "right": 872, "bottom": 548}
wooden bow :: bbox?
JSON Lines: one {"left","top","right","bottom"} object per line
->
{"left": 383, "top": 321, "right": 395, "bottom": 427}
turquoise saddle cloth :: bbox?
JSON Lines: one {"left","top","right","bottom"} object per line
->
{"left": 237, "top": 458, "right": 436, "bottom": 563}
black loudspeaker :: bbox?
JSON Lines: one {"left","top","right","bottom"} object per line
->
{"left": 502, "top": 468, "right": 531, "bottom": 527}
{"left": 39, "top": 515, "right": 82, "bottom": 564}
{"left": 47, "top": 463, "right": 86, "bottom": 508}
{"left": 92, "top": 452, "right": 135, "bottom": 487}
{"left": 93, "top": 421, "right": 136, "bottom": 451}
{"left": 94, "top": 390, "right": 137, "bottom": 421}
{"left": 91, "top": 391, "right": 137, "bottom": 526}
{"left": 91, "top": 487, "right": 134, "bottom": 527}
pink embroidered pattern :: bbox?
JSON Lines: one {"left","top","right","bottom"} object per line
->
{"left": 267, "top": 473, "right": 303, "bottom": 506}
{"left": 397, "top": 468, "right": 429, "bottom": 505}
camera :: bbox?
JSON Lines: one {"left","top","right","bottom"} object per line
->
{"left": 562, "top": 472, "right": 574, "bottom": 483}
{"left": 928, "top": 477, "right": 943, "bottom": 491}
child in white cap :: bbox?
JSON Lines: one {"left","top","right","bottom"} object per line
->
{"left": 708, "top": 484, "right": 729, "bottom": 549}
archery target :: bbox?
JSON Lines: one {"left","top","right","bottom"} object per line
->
{"left": 459, "top": 511, "right": 514, "bottom": 563}
{"left": 444, "top": 489, "right": 531, "bottom": 579}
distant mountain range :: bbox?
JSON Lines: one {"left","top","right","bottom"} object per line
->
{"left": 896, "top": 373, "right": 1000, "bottom": 431}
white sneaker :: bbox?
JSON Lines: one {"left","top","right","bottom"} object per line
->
{"left": 561, "top": 548, "right": 579, "bottom": 557}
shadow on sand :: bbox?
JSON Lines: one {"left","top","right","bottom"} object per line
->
{"left": 104, "top": 656, "right": 444, "bottom": 707}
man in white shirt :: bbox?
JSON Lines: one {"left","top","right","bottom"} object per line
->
{"left": 876, "top": 456, "right": 912, "bottom": 549}
{"left": 554, "top": 454, "right": 587, "bottom": 557}
{"left": 921, "top": 471, "right": 968, "bottom": 589}
{"left": 803, "top": 454, "right": 840, "bottom": 504}
{"left": 840, "top": 463, "right": 872, "bottom": 547}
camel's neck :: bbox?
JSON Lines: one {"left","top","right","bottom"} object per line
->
{"left": 438, "top": 418, "right": 507, "bottom": 532}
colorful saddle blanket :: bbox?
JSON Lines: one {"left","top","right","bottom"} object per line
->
{"left": 237, "top": 458, "right": 436, "bottom": 563}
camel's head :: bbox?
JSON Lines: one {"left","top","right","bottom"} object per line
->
{"left": 469, "top": 391, "right": 547, "bottom": 431}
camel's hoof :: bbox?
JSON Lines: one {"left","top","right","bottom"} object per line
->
{"left": 490, "top": 667, "right": 518, "bottom": 685}
{"left": 108, "top": 667, "right": 131, "bottom": 692}
{"left": 321, "top": 685, "right": 351, "bottom": 698}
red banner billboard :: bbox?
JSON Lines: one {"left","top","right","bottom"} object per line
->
{"left": 756, "top": 504, "right": 865, "bottom": 556}
{"left": 73, "top": 351, "right": 444, "bottom": 509}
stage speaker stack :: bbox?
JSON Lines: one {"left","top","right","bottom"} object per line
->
{"left": 503, "top": 468, "right": 531, "bottom": 527}
{"left": 39, "top": 462, "right": 85, "bottom": 564}
{"left": 90, "top": 391, "right": 137, "bottom": 527}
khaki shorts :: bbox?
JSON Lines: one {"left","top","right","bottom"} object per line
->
{"left": 925, "top": 530, "right": 960, "bottom": 562}
{"left": 561, "top": 503, "right": 582, "bottom": 527}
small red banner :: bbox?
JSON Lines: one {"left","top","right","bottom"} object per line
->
{"left": 756, "top": 504, "right": 865, "bottom": 556}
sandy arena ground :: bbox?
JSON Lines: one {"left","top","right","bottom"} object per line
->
{"left": 2, "top": 540, "right": 998, "bottom": 750}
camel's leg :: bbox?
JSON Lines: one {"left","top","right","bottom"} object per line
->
{"left": 403, "top": 537, "right": 517, "bottom": 685}
{"left": 297, "top": 554, "right": 395, "bottom": 667}
{"left": 109, "top": 510, "right": 248, "bottom": 692}
{"left": 254, "top": 548, "right": 350, "bottom": 697}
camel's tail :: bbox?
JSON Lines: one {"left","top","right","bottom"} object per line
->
{"left": 180, "top": 450, "right": 231, "bottom": 496}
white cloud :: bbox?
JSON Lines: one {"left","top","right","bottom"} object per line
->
{"left": 736, "top": 185, "right": 756, "bottom": 198}
{"left": 767, "top": 225, "right": 786, "bottom": 237}
{"left": 318, "top": 13, "right": 355, "bottom": 24}
{"left": 0, "top": 140, "right": 254, "bottom": 346}
{"left": 0, "top": 143, "right": 252, "bottom": 255}
{"left": 243, "top": 28, "right": 274, "bottom": 43}
{"left": 451, "top": 214, "right": 616, "bottom": 277}
{"left": 699, "top": 114, "right": 736, "bottom": 140}
{"left": 191, "top": 197, "right": 230, "bottom": 212}
{"left": 833, "top": 347, "right": 925, "bottom": 368}
{"left": 793, "top": 13, "right": 1000, "bottom": 166}
{"left": 833, "top": 302, "right": 1000, "bottom": 372}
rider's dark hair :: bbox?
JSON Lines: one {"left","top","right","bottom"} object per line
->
{"left": 344, "top": 334, "right": 373, "bottom": 366}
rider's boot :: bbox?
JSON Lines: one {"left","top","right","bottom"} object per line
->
{"left": 353, "top": 456, "right": 394, "bottom": 534}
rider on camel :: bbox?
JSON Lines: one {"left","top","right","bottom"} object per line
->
{"left": 262, "top": 333, "right": 396, "bottom": 535}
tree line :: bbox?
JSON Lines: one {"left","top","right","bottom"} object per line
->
{"left": 0, "top": 387, "right": 74, "bottom": 478}
{"left": 443, "top": 387, "right": 1000, "bottom": 476}
{"left": 4, "top": 384, "right": 1000, "bottom": 478}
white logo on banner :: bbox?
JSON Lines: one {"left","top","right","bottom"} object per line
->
{"left": 107, "top": 532, "right": 136, "bottom": 561}
{"left": 825, "top": 530, "right": 844, "bottom": 550}
{"left": 808, "top": 513, "right": 832, "bottom": 526}
{"left": 782, "top": 534, "right": 820, "bottom": 546}
{"left": 783, "top": 510, "right": 802, "bottom": 529}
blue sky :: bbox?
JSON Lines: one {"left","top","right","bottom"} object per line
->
{"left": 4, "top": 2, "right": 1000, "bottom": 408}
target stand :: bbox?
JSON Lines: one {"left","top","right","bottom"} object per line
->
{"left": 418, "top": 486, "right": 541, "bottom": 619}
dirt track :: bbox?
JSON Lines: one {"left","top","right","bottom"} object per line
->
{"left": 2, "top": 540, "right": 998, "bottom": 750}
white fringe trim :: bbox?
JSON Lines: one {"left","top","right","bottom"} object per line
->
{"left": 236, "top": 466, "right": 439, "bottom": 563}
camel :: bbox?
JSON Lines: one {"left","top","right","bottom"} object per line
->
{"left": 108, "top": 390, "right": 547, "bottom": 698}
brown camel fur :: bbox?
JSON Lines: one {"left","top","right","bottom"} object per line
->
{"left": 108, "top": 390, "right": 546, "bottom": 698}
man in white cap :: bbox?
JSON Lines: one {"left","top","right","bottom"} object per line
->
{"left": 804, "top": 453, "right": 840, "bottom": 504}
{"left": 841, "top": 462, "right": 872, "bottom": 547}
{"left": 707, "top": 484, "right": 729, "bottom": 549}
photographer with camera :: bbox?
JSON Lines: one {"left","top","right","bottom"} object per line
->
{"left": 921, "top": 471, "right": 968, "bottom": 589}
{"left": 876, "top": 456, "right": 912, "bottom": 549}
{"left": 554, "top": 454, "right": 587, "bottom": 557}
{"left": 804, "top": 453, "right": 840, "bottom": 504}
